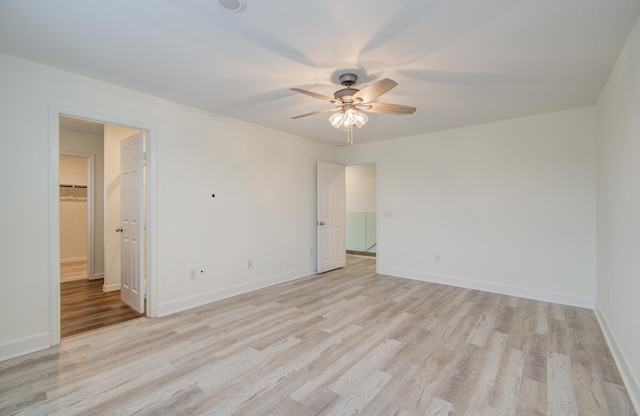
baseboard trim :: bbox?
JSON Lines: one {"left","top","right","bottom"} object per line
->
{"left": 0, "top": 332, "right": 50, "bottom": 362}
{"left": 103, "top": 283, "right": 121, "bottom": 292}
{"left": 60, "top": 257, "right": 87, "bottom": 264}
{"left": 346, "top": 250, "right": 376, "bottom": 257}
{"left": 377, "top": 266, "right": 594, "bottom": 309}
{"left": 90, "top": 272, "right": 104, "bottom": 280}
{"left": 594, "top": 303, "right": 640, "bottom": 414}
{"left": 156, "top": 267, "right": 315, "bottom": 317}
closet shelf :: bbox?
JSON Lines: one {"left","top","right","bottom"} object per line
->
{"left": 60, "top": 184, "right": 88, "bottom": 200}
{"left": 60, "top": 184, "right": 87, "bottom": 189}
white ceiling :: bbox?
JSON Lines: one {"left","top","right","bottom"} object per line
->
{"left": 59, "top": 116, "right": 104, "bottom": 136}
{"left": 1, "top": 0, "right": 639, "bottom": 145}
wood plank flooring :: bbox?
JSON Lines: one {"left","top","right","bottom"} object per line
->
{"left": 2, "top": 256, "right": 635, "bottom": 415}
{"left": 61, "top": 278, "right": 145, "bottom": 338}
{"left": 60, "top": 260, "right": 88, "bottom": 283}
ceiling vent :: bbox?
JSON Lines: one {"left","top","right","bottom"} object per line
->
{"left": 218, "top": 0, "right": 246, "bottom": 12}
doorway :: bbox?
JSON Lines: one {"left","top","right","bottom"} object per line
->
{"left": 58, "top": 117, "right": 146, "bottom": 338}
{"left": 345, "top": 163, "right": 377, "bottom": 257}
{"left": 59, "top": 154, "right": 91, "bottom": 283}
{"left": 50, "top": 107, "right": 157, "bottom": 344}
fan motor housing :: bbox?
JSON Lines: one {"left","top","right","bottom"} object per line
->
{"left": 334, "top": 88, "right": 359, "bottom": 103}
{"left": 338, "top": 73, "right": 358, "bottom": 86}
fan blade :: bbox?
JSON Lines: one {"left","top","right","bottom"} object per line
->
{"left": 291, "top": 88, "right": 336, "bottom": 103}
{"left": 353, "top": 78, "right": 398, "bottom": 103}
{"left": 360, "top": 102, "right": 416, "bottom": 115}
{"left": 291, "top": 107, "right": 340, "bottom": 119}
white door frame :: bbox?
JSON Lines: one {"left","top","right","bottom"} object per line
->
{"left": 59, "top": 151, "right": 95, "bottom": 280}
{"left": 49, "top": 105, "right": 158, "bottom": 346}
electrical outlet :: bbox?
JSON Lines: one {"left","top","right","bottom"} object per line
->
{"left": 190, "top": 268, "right": 205, "bottom": 280}
{"left": 248, "top": 259, "right": 253, "bottom": 269}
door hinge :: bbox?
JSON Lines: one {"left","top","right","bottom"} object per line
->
{"left": 141, "top": 151, "right": 147, "bottom": 160}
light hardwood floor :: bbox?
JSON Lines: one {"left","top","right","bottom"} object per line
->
{"left": 1, "top": 256, "right": 635, "bottom": 415}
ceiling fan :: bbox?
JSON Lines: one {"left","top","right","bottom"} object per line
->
{"left": 290, "top": 73, "right": 416, "bottom": 144}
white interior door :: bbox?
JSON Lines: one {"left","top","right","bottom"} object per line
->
{"left": 120, "top": 132, "right": 145, "bottom": 312}
{"left": 317, "top": 161, "right": 346, "bottom": 273}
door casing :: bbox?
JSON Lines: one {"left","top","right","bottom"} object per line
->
{"left": 49, "top": 105, "right": 158, "bottom": 346}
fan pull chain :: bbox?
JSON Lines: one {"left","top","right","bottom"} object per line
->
{"left": 347, "top": 125, "right": 354, "bottom": 145}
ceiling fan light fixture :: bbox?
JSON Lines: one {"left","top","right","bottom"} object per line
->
{"left": 329, "top": 108, "right": 368, "bottom": 130}
{"left": 329, "top": 111, "right": 345, "bottom": 129}
{"left": 352, "top": 109, "right": 368, "bottom": 128}
{"left": 292, "top": 72, "right": 415, "bottom": 144}
{"left": 344, "top": 108, "right": 358, "bottom": 126}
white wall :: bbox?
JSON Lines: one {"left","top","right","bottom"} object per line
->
{"left": 595, "top": 15, "right": 640, "bottom": 411}
{"left": 59, "top": 156, "right": 88, "bottom": 262}
{"left": 60, "top": 129, "right": 105, "bottom": 277}
{"left": 346, "top": 164, "right": 377, "bottom": 212}
{"left": 0, "top": 51, "right": 336, "bottom": 360}
{"left": 338, "top": 107, "right": 596, "bottom": 307}
{"left": 59, "top": 155, "right": 88, "bottom": 186}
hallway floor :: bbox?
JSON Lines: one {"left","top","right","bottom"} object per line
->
{"left": 61, "top": 276, "right": 145, "bottom": 338}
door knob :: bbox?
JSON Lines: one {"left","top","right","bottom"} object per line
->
{"left": 115, "top": 228, "right": 123, "bottom": 232}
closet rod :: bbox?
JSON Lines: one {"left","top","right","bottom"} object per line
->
{"left": 59, "top": 184, "right": 88, "bottom": 189}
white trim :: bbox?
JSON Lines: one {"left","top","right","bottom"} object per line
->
{"left": 375, "top": 162, "right": 380, "bottom": 273}
{"left": 49, "top": 111, "right": 61, "bottom": 346}
{"left": 146, "top": 122, "right": 158, "bottom": 318}
{"left": 103, "top": 283, "right": 122, "bottom": 292}
{"left": 156, "top": 267, "right": 315, "bottom": 317}
{"left": 595, "top": 303, "right": 640, "bottom": 414}
{"left": 87, "top": 154, "right": 95, "bottom": 280}
{"left": 0, "top": 332, "right": 50, "bottom": 362}
{"left": 49, "top": 105, "right": 159, "bottom": 351}
{"left": 377, "top": 266, "right": 594, "bottom": 309}
{"left": 91, "top": 272, "right": 104, "bottom": 280}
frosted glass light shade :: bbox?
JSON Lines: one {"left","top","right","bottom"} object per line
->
{"left": 328, "top": 108, "right": 368, "bottom": 129}
{"left": 329, "top": 112, "right": 344, "bottom": 128}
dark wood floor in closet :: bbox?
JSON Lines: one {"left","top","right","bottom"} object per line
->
{"left": 60, "top": 278, "right": 145, "bottom": 338}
